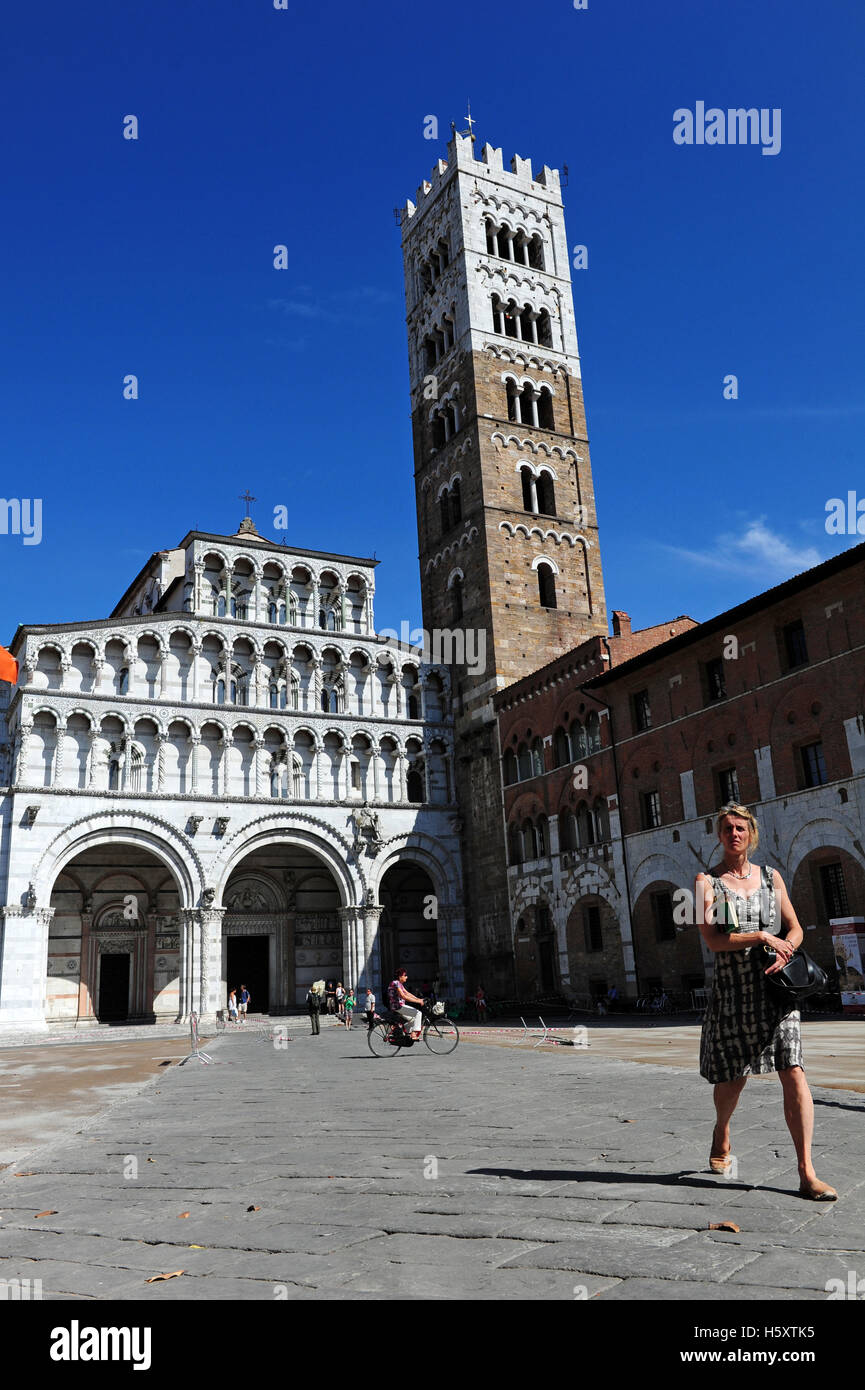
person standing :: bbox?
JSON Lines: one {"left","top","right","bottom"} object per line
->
{"left": 306, "top": 983, "right": 321, "bottom": 1036}
{"left": 344, "top": 987, "right": 356, "bottom": 1030}
{"left": 238, "top": 984, "right": 250, "bottom": 1022}
{"left": 696, "top": 803, "right": 836, "bottom": 1200}
{"left": 227, "top": 989, "right": 238, "bottom": 1024}
{"left": 363, "top": 986, "right": 376, "bottom": 1029}
{"left": 325, "top": 980, "right": 336, "bottom": 1015}
{"left": 335, "top": 982, "right": 346, "bottom": 1024}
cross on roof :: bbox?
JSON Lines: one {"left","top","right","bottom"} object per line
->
{"left": 464, "top": 101, "right": 475, "bottom": 138}
{"left": 239, "top": 490, "right": 256, "bottom": 515}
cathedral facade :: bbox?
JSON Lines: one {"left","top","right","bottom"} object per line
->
{"left": 0, "top": 520, "right": 463, "bottom": 1032}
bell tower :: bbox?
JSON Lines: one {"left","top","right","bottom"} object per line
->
{"left": 401, "top": 127, "right": 608, "bottom": 988}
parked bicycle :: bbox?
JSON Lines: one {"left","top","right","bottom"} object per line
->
{"left": 367, "top": 998, "right": 459, "bottom": 1056}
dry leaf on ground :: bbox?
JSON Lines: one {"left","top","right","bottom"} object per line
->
{"left": 709, "top": 1221, "right": 741, "bottom": 1233}
{"left": 34, "top": 1210, "right": 57, "bottom": 1219}
{"left": 145, "top": 1270, "right": 185, "bottom": 1283}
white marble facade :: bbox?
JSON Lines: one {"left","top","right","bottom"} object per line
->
{"left": 0, "top": 521, "right": 465, "bottom": 1031}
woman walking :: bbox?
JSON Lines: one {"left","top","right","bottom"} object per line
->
{"left": 696, "top": 804, "right": 836, "bottom": 1200}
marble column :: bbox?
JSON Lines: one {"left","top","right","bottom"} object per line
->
{"left": 359, "top": 904, "right": 383, "bottom": 990}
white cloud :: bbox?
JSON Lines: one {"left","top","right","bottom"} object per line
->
{"left": 660, "top": 519, "right": 823, "bottom": 579}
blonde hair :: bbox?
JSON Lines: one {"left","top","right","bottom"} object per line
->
{"left": 716, "top": 803, "right": 760, "bottom": 850}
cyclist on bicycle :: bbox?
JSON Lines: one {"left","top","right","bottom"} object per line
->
{"left": 388, "top": 967, "right": 424, "bottom": 1040}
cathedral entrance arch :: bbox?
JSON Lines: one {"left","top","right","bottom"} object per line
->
{"left": 378, "top": 862, "right": 439, "bottom": 994}
{"left": 46, "top": 842, "right": 184, "bottom": 1025}
{"left": 222, "top": 843, "right": 343, "bottom": 1011}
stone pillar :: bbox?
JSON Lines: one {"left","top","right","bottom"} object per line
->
{"left": 338, "top": 906, "right": 358, "bottom": 991}
{"left": 253, "top": 735, "right": 264, "bottom": 798}
{"left": 177, "top": 909, "right": 197, "bottom": 1022}
{"left": 252, "top": 657, "right": 263, "bottom": 708}
{"left": 77, "top": 903, "right": 97, "bottom": 1025}
{"left": 251, "top": 566, "right": 262, "bottom": 623}
{"left": 199, "top": 907, "right": 225, "bottom": 1021}
{"left": 221, "top": 733, "right": 233, "bottom": 796}
{"left": 189, "top": 733, "right": 201, "bottom": 793}
{"left": 371, "top": 745, "right": 381, "bottom": 801}
{"left": 194, "top": 560, "right": 206, "bottom": 615}
{"left": 190, "top": 642, "right": 201, "bottom": 703}
{"left": 310, "top": 577, "right": 320, "bottom": 628}
{"left": 314, "top": 739, "right": 323, "bottom": 799}
{"left": 359, "top": 904, "right": 383, "bottom": 990}
{"left": 0, "top": 905, "right": 54, "bottom": 1032}
{"left": 156, "top": 731, "right": 169, "bottom": 793}
{"left": 13, "top": 720, "right": 32, "bottom": 785}
{"left": 397, "top": 750, "right": 407, "bottom": 802}
{"left": 51, "top": 716, "right": 67, "bottom": 786}
{"left": 158, "top": 645, "right": 169, "bottom": 698}
{"left": 144, "top": 908, "right": 159, "bottom": 1018}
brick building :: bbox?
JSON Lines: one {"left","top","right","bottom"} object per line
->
{"left": 493, "top": 543, "right": 865, "bottom": 1002}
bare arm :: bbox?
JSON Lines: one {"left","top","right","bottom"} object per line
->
{"left": 771, "top": 870, "right": 803, "bottom": 953}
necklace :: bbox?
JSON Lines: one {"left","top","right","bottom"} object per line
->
{"left": 724, "top": 861, "right": 752, "bottom": 880}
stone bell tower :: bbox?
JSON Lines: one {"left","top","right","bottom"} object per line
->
{"left": 400, "top": 126, "right": 608, "bottom": 990}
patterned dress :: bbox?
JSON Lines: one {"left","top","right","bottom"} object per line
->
{"left": 699, "top": 864, "right": 802, "bottom": 1083}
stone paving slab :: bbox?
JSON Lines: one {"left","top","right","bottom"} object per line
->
{"left": 0, "top": 1026, "right": 861, "bottom": 1301}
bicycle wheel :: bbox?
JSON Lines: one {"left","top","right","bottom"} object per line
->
{"left": 423, "top": 1017, "right": 459, "bottom": 1054}
{"left": 367, "top": 1021, "right": 400, "bottom": 1057}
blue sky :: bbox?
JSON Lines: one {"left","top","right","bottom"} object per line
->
{"left": 1, "top": 0, "right": 863, "bottom": 646}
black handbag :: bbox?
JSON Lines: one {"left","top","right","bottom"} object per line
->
{"left": 761, "top": 946, "right": 829, "bottom": 1002}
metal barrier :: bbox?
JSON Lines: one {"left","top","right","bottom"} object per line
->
{"left": 178, "top": 1011, "right": 213, "bottom": 1066}
{"left": 458, "top": 1016, "right": 589, "bottom": 1048}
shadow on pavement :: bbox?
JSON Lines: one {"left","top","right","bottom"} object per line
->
{"left": 468, "top": 1166, "right": 798, "bottom": 1197}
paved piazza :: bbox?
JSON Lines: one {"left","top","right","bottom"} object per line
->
{"left": 0, "top": 1020, "right": 862, "bottom": 1302}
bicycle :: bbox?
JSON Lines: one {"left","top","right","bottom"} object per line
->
{"left": 367, "top": 999, "right": 459, "bottom": 1057}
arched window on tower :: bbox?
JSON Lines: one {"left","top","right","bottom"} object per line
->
{"left": 450, "top": 574, "right": 464, "bottom": 623}
{"left": 439, "top": 490, "right": 451, "bottom": 534}
{"left": 521, "top": 466, "right": 535, "bottom": 512}
{"left": 537, "top": 563, "right": 557, "bottom": 609}
{"left": 503, "top": 748, "right": 518, "bottom": 785}
{"left": 450, "top": 477, "right": 462, "bottom": 524}
{"left": 536, "top": 471, "right": 557, "bottom": 517}
{"left": 537, "top": 387, "right": 555, "bottom": 430}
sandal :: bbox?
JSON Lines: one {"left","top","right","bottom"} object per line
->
{"left": 709, "top": 1124, "right": 732, "bottom": 1174}
{"left": 798, "top": 1178, "right": 837, "bottom": 1201}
